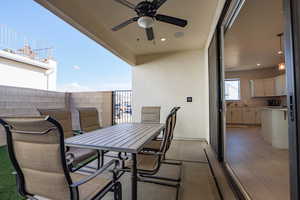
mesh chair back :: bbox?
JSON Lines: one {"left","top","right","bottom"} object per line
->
{"left": 38, "top": 109, "right": 73, "bottom": 138}
{"left": 141, "top": 106, "right": 161, "bottom": 124}
{"left": 159, "top": 113, "right": 174, "bottom": 159}
{"left": 169, "top": 107, "right": 180, "bottom": 141}
{"left": 78, "top": 108, "right": 101, "bottom": 132}
{"left": 0, "top": 117, "right": 72, "bottom": 200}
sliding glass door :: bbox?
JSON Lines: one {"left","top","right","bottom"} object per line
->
{"left": 208, "top": 0, "right": 300, "bottom": 199}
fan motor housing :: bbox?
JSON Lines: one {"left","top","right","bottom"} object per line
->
{"left": 135, "top": 1, "right": 157, "bottom": 17}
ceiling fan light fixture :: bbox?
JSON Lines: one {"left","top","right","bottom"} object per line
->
{"left": 138, "top": 16, "right": 154, "bottom": 28}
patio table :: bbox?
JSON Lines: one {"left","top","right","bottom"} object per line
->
{"left": 65, "top": 123, "right": 165, "bottom": 200}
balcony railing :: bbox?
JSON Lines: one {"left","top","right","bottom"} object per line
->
{"left": 0, "top": 24, "right": 53, "bottom": 62}
{"left": 112, "top": 90, "right": 132, "bottom": 124}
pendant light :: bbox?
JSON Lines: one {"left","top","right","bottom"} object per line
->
{"left": 277, "top": 33, "right": 285, "bottom": 71}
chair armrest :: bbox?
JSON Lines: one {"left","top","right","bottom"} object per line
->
{"left": 65, "top": 152, "right": 75, "bottom": 165}
{"left": 73, "top": 130, "right": 84, "bottom": 135}
{"left": 70, "top": 159, "right": 119, "bottom": 188}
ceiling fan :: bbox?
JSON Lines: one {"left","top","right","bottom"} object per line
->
{"left": 112, "top": 0, "right": 188, "bottom": 41}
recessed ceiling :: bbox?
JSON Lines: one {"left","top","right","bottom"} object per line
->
{"left": 35, "top": 0, "right": 220, "bottom": 65}
{"left": 224, "top": 0, "right": 284, "bottom": 71}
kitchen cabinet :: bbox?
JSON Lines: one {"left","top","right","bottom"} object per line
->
{"left": 250, "top": 74, "right": 286, "bottom": 97}
{"left": 226, "top": 109, "right": 232, "bottom": 124}
{"left": 275, "top": 74, "right": 287, "bottom": 96}
{"left": 226, "top": 107, "right": 261, "bottom": 125}
{"left": 250, "top": 79, "right": 264, "bottom": 97}
{"left": 264, "top": 78, "right": 275, "bottom": 96}
{"left": 255, "top": 108, "right": 261, "bottom": 124}
{"left": 242, "top": 108, "right": 256, "bottom": 124}
{"left": 231, "top": 108, "right": 243, "bottom": 124}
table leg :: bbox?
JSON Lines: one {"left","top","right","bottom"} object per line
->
{"left": 131, "top": 153, "right": 138, "bottom": 200}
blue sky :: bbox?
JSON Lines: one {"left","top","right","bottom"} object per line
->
{"left": 0, "top": 1, "right": 132, "bottom": 91}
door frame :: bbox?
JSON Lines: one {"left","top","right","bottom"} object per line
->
{"left": 212, "top": 0, "right": 300, "bottom": 199}
{"left": 284, "top": 0, "right": 300, "bottom": 199}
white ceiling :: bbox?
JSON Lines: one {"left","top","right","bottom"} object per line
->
{"left": 35, "top": 0, "right": 220, "bottom": 65}
{"left": 224, "top": 0, "right": 284, "bottom": 71}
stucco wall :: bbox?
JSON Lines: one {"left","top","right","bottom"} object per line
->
{"left": 132, "top": 50, "right": 210, "bottom": 140}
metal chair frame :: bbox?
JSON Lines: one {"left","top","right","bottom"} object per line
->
{"left": 76, "top": 107, "right": 114, "bottom": 170}
{"left": 120, "top": 110, "right": 182, "bottom": 200}
{"left": 0, "top": 116, "right": 122, "bottom": 200}
{"left": 37, "top": 108, "right": 103, "bottom": 172}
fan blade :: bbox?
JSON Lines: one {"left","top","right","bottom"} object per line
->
{"left": 112, "top": 17, "right": 138, "bottom": 31}
{"left": 114, "top": 0, "right": 136, "bottom": 9}
{"left": 146, "top": 28, "right": 154, "bottom": 41}
{"left": 155, "top": 14, "right": 187, "bottom": 27}
{"left": 152, "top": 0, "right": 167, "bottom": 9}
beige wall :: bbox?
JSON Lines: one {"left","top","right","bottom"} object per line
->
{"left": 225, "top": 67, "right": 285, "bottom": 107}
{"left": 0, "top": 86, "right": 113, "bottom": 146}
{"left": 133, "top": 50, "right": 210, "bottom": 140}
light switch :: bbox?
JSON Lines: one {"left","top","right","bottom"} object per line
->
{"left": 187, "top": 97, "right": 192, "bottom": 102}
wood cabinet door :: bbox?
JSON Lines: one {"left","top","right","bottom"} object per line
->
{"left": 231, "top": 108, "right": 243, "bottom": 124}
{"left": 226, "top": 109, "right": 232, "bottom": 124}
{"left": 280, "top": 74, "right": 287, "bottom": 95}
{"left": 264, "top": 78, "right": 275, "bottom": 96}
{"left": 255, "top": 108, "right": 262, "bottom": 124}
{"left": 275, "top": 76, "right": 282, "bottom": 96}
{"left": 275, "top": 75, "right": 287, "bottom": 96}
{"left": 243, "top": 108, "right": 256, "bottom": 124}
{"left": 253, "top": 79, "right": 264, "bottom": 97}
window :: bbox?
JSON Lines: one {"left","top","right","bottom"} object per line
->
{"left": 225, "top": 79, "right": 240, "bottom": 101}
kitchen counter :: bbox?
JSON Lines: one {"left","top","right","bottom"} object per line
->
{"left": 262, "top": 106, "right": 288, "bottom": 111}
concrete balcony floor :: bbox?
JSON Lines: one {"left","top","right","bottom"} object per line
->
{"left": 77, "top": 140, "right": 221, "bottom": 200}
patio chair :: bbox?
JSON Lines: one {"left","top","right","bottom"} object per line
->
{"left": 77, "top": 107, "right": 115, "bottom": 159}
{"left": 38, "top": 108, "right": 102, "bottom": 171}
{"left": 122, "top": 111, "right": 182, "bottom": 200}
{"left": 0, "top": 116, "right": 122, "bottom": 200}
{"left": 77, "top": 108, "right": 101, "bottom": 133}
{"left": 143, "top": 107, "right": 181, "bottom": 153}
{"left": 141, "top": 106, "right": 161, "bottom": 124}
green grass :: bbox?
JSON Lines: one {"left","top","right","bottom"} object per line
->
{"left": 0, "top": 146, "right": 24, "bottom": 200}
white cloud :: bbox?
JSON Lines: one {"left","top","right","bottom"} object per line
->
{"left": 73, "top": 65, "right": 80, "bottom": 70}
{"left": 57, "top": 82, "right": 92, "bottom": 92}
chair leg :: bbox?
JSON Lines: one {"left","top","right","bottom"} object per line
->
{"left": 98, "top": 150, "right": 104, "bottom": 169}
{"left": 114, "top": 182, "right": 122, "bottom": 200}
{"left": 139, "top": 178, "right": 180, "bottom": 200}
{"left": 140, "top": 160, "right": 183, "bottom": 182}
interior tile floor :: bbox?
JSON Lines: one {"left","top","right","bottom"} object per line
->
{"left": 226, "top": 127, "right": 290, "bottom": 200}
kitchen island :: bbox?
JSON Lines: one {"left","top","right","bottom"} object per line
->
{"left": 261, "top": 107, "right": 289, "bottom": 149}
